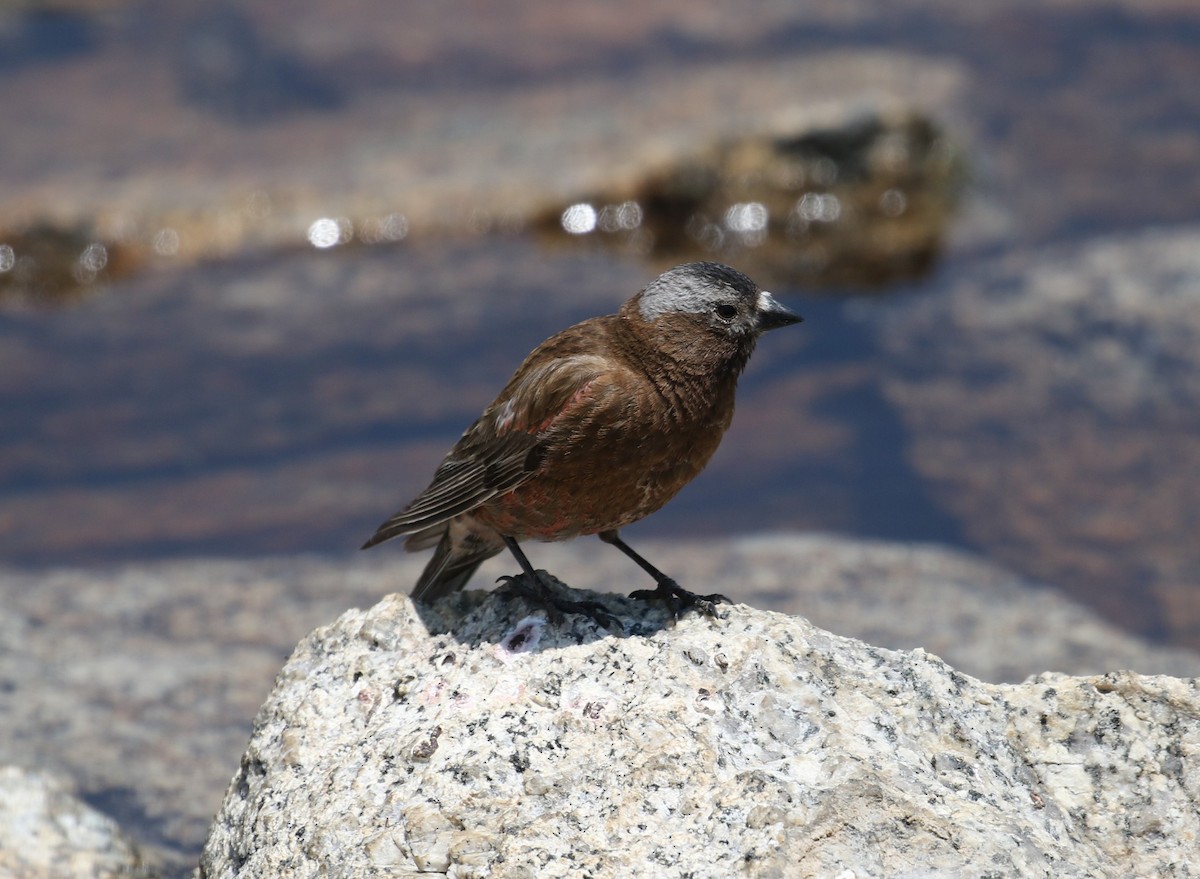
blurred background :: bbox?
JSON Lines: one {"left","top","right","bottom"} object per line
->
{"left": 2, "top": 0, "right": 1200, "bottom": 871}
{"left": 4, "top": 0, "right": 1199, "bottom": 644}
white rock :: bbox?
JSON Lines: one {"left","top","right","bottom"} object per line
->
{"left": 199, "top": 586, "right": 1200, "bottom": 878}
{"left": 6, "top": 537, "right": 1194, "bottom": 876}
{"left": 0, "top": 765, "right": 144, "bottom": 879}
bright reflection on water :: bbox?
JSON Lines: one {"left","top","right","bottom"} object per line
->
{"left": 794, "top": 192, "right": 842, "bottom": 223}
{"left": 879, "top": 189, "right": 908, "bottom": 217}
{"left": 562, "top": 201, "right": 647, "bottom": 237}
{"left": 153, "top": 228, "right": 181, "bottom": 257}
{"left": 308, "top": 214, "right": 407, "bottom": 249}
{"left": 598, "top": 201, "right": 643, "bottom": 232}
{"left": 725, "top": 202, "right": 769, "bottom": 246}
{"left": 76, "top": 242, "right": 108, "bottom": 281}
{"left": 306, "top": 217, "right": 351, "bottom": 249}
{"left": 560, "top": 202, "right": 598, "bottom": 235}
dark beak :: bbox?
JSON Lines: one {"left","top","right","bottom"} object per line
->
{"left": 756, "top": 290, "right": 804, "bottom": 331}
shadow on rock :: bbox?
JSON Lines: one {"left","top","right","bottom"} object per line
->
{"left": 411, "top": 572, "right": 695, "bottom": 647}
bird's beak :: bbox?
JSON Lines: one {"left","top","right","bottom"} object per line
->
{"left": 755, "top": 290, "right": 804, "bottom": 331}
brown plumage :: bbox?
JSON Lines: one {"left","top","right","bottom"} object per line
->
{"left": 362, "top": 262, "right": 802, "bottom": 620}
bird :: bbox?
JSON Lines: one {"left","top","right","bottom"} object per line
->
{"left": 361, "top": 261, "right": 802, "bottom": 623}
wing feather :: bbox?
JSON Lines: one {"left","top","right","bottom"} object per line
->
{"left": 361, "top": 346, "right": 617, "bottom": 549}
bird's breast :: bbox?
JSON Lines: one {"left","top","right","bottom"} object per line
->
{"left": 475, "top": 385, "right": 734, "bottom": 541}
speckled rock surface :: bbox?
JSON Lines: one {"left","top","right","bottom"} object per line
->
{"left": 4, "top": 536, "right": 1199, "bottom": 877}
{"left": 4, "top": 536, "right": 1199, "bottom": 878}
{"left": 199, "top": 585, "right": 1200, "bottom": 878}
{"left": 0, "top": 765, "right": 147, "bottom": 879}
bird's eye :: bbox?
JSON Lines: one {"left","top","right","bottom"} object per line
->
{"left": 715, "top": 303, "right": 737, "bottom": 321}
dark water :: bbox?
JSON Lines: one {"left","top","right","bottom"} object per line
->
{"left": 0, "top": 240, "right": 943, "bottom": 556}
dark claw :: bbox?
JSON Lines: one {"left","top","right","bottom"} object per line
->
{"left": 496, "top": 573, "right": 623, "bottom": 632}
{"left": 628, "top": 579, "right": 730, "bottom": 619}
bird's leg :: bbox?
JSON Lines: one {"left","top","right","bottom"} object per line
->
{"left": 598, "top": 531, "right": 730, "bottom": 618}
{"left": 497, "top": 536, "right": 621, "bottom": 631}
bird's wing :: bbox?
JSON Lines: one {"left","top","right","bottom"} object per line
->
{"left": 361, "top": 351, "right": 617, "bottom": 548}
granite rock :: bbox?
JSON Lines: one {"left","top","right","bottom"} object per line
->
{"left": 4, "top": 537, "right": 1199, "bottom": 877}
{"left": 0, "top": 765, "right": 146, "bottom": 879}
{"left": 5, "top": 535, "right": 1198, "bottom": 877}
{"left": 641, "top": 534, "right": 1200, "bottom": 684}
{"left": 199, "top": 585, "right": 1200, "bottom": 878}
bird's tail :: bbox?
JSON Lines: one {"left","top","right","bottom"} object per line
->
{"left": 411, "top": 527, "right": 502, "bottom": 603}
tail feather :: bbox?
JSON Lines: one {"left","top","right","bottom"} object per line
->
{"left": 360, "top": 492, "right": 495, "bottom": 550}
{"left": 403, "top": 522, "right": 448, "bottom": 552}
{"left": 411, "top": 528, "right": 502, "bottom": 603}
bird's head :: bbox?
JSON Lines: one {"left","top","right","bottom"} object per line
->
{"left": 633, "top": 262, "right": 803, "bottom": 342}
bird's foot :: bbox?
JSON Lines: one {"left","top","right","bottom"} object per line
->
{"left": 497, "top": 571, "right": 623, "bottom": 632}
{"left": 628, "top": 578, "right": 730, "bottom": 619}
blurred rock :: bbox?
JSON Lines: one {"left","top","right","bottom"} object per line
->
{"left": 0, "top": 222, "right": 142, "bottom": 305}
{"left": 0, "top": 7, "right": 966, "bottom": 299}
{"left": 0, "top": 765, "right": 146, "bottom": 879}
{"left": 874, "top": 226, "right": 1200, "bottom": 648}
{"left": 0, "top": 553, "right": 401, "bottom": 878}
{"left": 3, "top": 536, "right": 1197, "bottom": 877}
{"left": 198, "top": 585, "right": 1200, "bottom": 878}
{"left": 4, "top": 1, "right": 1198, "bottom": 299}
{"left": 534, "top": 107, "right": 964, "bottom": 291}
